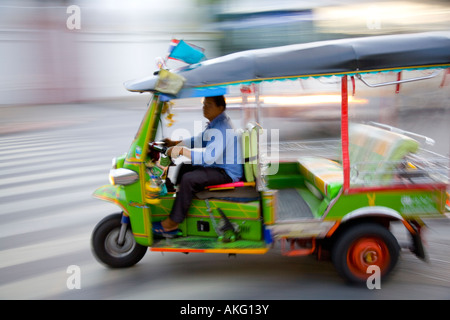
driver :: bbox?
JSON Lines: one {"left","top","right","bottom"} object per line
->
{"left": 153, "top": 95, "right": 243, "bottom": 236}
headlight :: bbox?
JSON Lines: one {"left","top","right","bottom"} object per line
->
{"left": 109, "top": 168, "right": 139, "bottom": 185}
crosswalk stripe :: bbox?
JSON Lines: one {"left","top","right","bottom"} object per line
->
{"left": 0, "top": 172, "right": 108, "bottom": 200}
{"left": 0, "top": 156, "right": 111, "bottom": 178}
{"left": 0, "top": 201, "right": 115, "bottom": 240}
{"left": 0, "top": 150, "right": 114, "bottom": 169}
{"left": 0, "top": 106, "right": 154, "bottom": 299}
{"left": 0, "top": 261, "right": 105, "bottom": 300}
{"left": 0, "top": 189, "right": 99, "bottom": 217}
{"left": 0, "top": 232, "right": 91, "bottom": 269}
{"left": 0, "top": 143, "right": 108, "bottom": 161}
{"left": 0, "top": 164, "right": 109, "bottom": 187}
{"left": 0, "top": 138, "right": 93, "bottom": 153}
{"left": 0, "top": 133, "right": 69, "bottom": 143}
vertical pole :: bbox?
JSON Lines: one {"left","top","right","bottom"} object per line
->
{"left": 341, "top": 75, "right": 350, "bottom": 191}
{"left": 254, "top": 83, "right": 261, "bottom": 124}
{"left": 395, "top": 72, "right": 402, "bottom": 94}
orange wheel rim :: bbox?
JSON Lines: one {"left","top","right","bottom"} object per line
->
{"left": 346, "top": 237, "right": 390, "bottom": 280}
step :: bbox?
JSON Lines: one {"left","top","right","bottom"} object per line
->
{"left": 150, "top": 236, "right": 268, "bottom": 254}
{"left": 267, "top": 220, "right": 337, "bottom": 240}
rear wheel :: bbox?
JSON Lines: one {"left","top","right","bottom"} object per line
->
{"left": 91, "top": 213, "right": 147, "bottom": 268}
{"left": 332, "top": 223, "right": 400, "bottom": 284}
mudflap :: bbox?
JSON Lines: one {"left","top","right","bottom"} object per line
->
{"left": 408, "top": 222, "right": 428, "bottom": 262}
{"left": 411, "top": 231, "right": 428, "bottom": 262}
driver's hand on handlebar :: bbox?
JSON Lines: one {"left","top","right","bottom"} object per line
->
{"left": 166, "top": 146, "right": 191, "bottom": 159}
{"left": 162, "top": 138, "right": 181, "bottom": 147}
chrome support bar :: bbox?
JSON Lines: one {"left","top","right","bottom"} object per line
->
{"left": 368, "top": 121, "right": 435, "bottom": 145}
{"left": 356, "top": 70, "right": 441, "bottom": 88}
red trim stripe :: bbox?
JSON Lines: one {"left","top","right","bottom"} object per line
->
{"left": 341, "top": 75, "right": 350, "bottom": 191}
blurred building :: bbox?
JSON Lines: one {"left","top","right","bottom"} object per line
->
{"left": 0, "top": 0, "right": 218, "bottom": 105}
{"left": 0, "top": 0, "right": 449, "bottom": 105}
{"left": 212, "top": 0, "right": 450, "bottom": 54}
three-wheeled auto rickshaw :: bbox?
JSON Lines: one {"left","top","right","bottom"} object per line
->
{"left": 91, "top": 32, "right": 450, "bottom": 284}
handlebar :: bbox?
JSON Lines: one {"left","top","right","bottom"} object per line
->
{"left": 149, "top": 141, "right": 168, "bottom": 155}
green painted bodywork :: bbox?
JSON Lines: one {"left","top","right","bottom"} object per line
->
{"left": 93, "top": 92, "right": 447, "bottom": 252}
{"left": 266, "top": 161, "right": 446, "bottom": 221}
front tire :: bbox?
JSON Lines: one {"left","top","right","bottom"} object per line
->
{"left": 332, "top": 223, "right": 400, "bottom": 284}
{"left": 91, "top": 213, "right": 147, "bottom": 268}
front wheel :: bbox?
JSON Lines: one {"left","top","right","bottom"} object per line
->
{"left": 332, "top": 223, "right": 400, "bottom": 284}
{"left": 91, "top": 213, "right": 147, "bottom": 268}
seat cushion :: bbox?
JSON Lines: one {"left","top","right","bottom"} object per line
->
{"left": 298, "top": 157, "right": 343, "bottom": 199}
{"left": 349, "top": 123, "right": 420, "bottom": 184}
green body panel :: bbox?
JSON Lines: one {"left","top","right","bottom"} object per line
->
{"left": 150, "top": 196, "right": 262, "bottom": 240}
{"left": 262, "top": 190, "right": 276, "bottom": 224}
{"left": 92, "top": 184, "right": 152, "bottom": 246}
{"left": 266, "top": 162, "right": 304, "bottom": 189}
{"left": 266, "top": 161, "right": 446, "bottom": 222}
{"left": 116, "top": 153, "right": 126, "bottom": 168}
{"left": 93, "top": 98, "right": 164, "bottom": 247}
{"left": 124, "top": 99, "right": 164, "bottom": 246}
{"left": 325, "top": 189, "right": 444, "bottom": 220}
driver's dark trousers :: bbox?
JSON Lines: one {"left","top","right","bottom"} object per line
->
{"left": 169, "top": 163, "right": 232, "bottom": 224}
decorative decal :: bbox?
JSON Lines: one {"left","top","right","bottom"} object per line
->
{"left": 135, "top": 146, "right": 142, "bottom": 160}
{"left": 367, "top": 193, "right": 376, "bottom": 206}
{"left": 129, "top": 201, "right": 149, "bottom": 209}
{"left": 401, "top": 195, "right": 436, "bottom": 214}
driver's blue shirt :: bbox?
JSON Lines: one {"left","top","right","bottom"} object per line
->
{"left": 181, "top": 112, "right": 243, "bottom": 182}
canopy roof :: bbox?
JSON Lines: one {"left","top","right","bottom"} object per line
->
{"left": 124, "top": 31, "right": 450, "bottom": 98}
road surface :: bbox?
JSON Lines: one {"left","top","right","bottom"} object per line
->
{"left": 0, "top": 100, "right": 449, "bottom": 300}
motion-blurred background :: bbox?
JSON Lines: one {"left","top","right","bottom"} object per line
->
{"left": 1, "top": 0, "right": 449, "bottom": 300}
{"left": 1, "top": 0, "right": 449, "bottom": 105}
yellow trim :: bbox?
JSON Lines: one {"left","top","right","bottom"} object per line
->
{"left": 205, "top": 248, "right": 269, "bottom": 254}
{"left": 133, "top": 232, "right": 148, "bottom": 238}
{"left": 150, "top": 247, "right": 268, "bottom": 254}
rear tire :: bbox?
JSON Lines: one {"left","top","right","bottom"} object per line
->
{"left": 91, "top": 213, "right": 147, "bottom": 268}
{"left": 332, "top": 223, "right": 400, "bottom": 284}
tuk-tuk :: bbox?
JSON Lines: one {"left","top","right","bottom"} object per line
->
{"left": 91, "top": 32, "right": 450, "bottom": 284}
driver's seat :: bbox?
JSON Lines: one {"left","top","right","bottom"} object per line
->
{"left": 206, "top": 122, "right": 260, "bottom": 189}
{"left": 195, "top": 122, "right": 262, "bottom": 201}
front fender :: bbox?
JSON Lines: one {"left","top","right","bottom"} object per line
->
{"left": 92, "top": 184, "right": 129, "bottom": 216}
{"left": 93, "top": 184, "right": 153, "bottom": 246}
